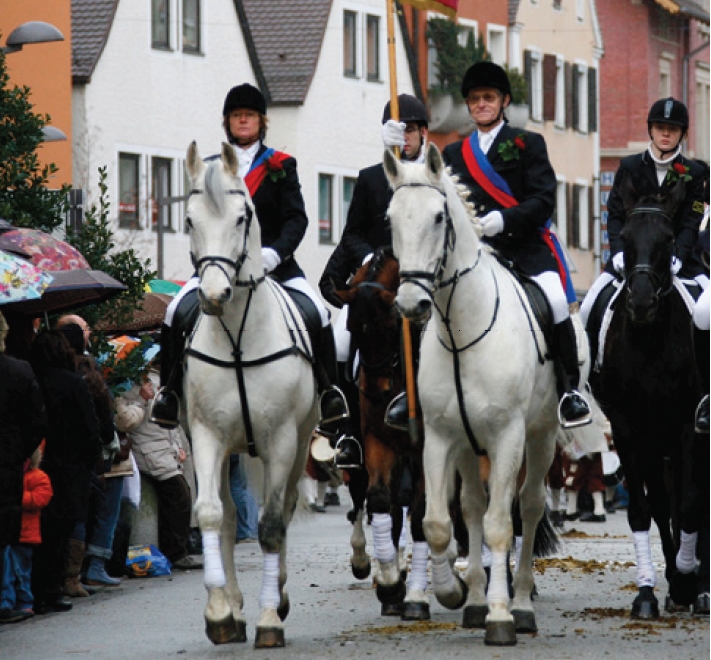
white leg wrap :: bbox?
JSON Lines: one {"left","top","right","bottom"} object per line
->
{"left": 633, "top": 531, "right": 657, "bottom": 588}
{"left": 259, "top": 553, "right": 281, "bottom": 610}
{"left": 676, "top": 531, "right": 698, "bottom": 574}
{"left": 488, "top": 551, "right": 510, "bottom": 605}
{"left": 481, "top": 541, "right": 492, "bottom": 568}
{"left": 372, "top": 513, "right": 396, "bottom": 564}
{"left": 431, "top": 552, "right": 457, "bottom": 593}
{"left": 399, "top": 507, "right": 409, "bottom": 549}
{"left": 202, "top": 530, "right": 226, "bottom": 589}
{"left": 407, "top": 541, "right": 429, "bottom": 592}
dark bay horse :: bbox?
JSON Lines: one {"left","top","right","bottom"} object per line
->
{"left": 590, "top": 175, "right": 705, "bottom": 618}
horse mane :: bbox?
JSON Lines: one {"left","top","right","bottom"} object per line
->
{"left": 442, "top": 165, "right": 483, "bottom": 239}
{"left": 203, "top": 159, "right": 229, "bottom": 217}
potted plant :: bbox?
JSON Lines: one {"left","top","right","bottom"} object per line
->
{"left": 504, "top": 65, "right": 529, "bottom": 128}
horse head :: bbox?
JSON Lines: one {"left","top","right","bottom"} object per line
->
{"left": 618, "top": 173, "right": 684, "bottom": 323}
{"left": 384, "top": 143, "right": 461, "bottom": 323}
{"left": 185, "top": 141, "right": 258, "bottom": 316}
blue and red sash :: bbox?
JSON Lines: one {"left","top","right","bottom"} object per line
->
{"left": 462, "top": 132, "right": 576, "bottom": 303}
{"left": 244, "top": 148, "right": 289, "bottom": 198}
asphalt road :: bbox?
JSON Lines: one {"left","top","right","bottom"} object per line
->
{"left": 1, "top": 487, "right": 708, "bottom": 660}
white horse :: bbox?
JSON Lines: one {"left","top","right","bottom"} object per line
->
{"left": 182, "top": 142, "right": 318, "bottom": 648}
{"left": 383, "top": 143, "right": 585, "bottom": 646}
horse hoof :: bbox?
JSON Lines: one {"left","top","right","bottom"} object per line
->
{"left": 668, "top": 571, "right": 698, "bottom": 607}
{"left": 485, "top": 620, "right": 517, "bottom": 646}
{"left": 462, "top": 604, "right": 488, "bottom": 629}
{"left": 205, "top": 616, "right": 243, "bottom": 645}
{"left": 277, "top": 598, "right": 290, "bottom": 622}
{"left": 664, "top": 594, "right": 690, "bottom": 613}
{"left": 511, "top": 608, "right": 537, "bottom": 633}
{"left": 381, "top": 601, "right": 404, "bottom": 616}
{"left": 376, "top": 579, "right": 407, "bottom": 606}
{"left": 402, "top": 602, "right": 430, "bottom": 621}
{"left": 254, "top": 627, "right": 285, "bottom": 649}
{"left": 631, "top": 587, "right": 659, "bottom": 620}
{"left": 693, "top": 593, "right": 710, "bottom": 616}
{"left": 352, "top": 563, "right": 371, "bottom": 580}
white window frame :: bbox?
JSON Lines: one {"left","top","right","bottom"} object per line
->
{"left": 575, "top": 60, "right": 588, "bottom": 134}
{"left": 576, "top": 0, "right": 585, "bottom": 22}
{"left": 342, "top": 4, "right": 385, "bottom": 84}
{"left": 659, "top": 53, "right": 674, "bottom": 98}
{"left": 555, "top": 54, "right": 565, "bottom": 129}
{"left": 695, "top": 63, "right": 710, "bottom": 161}
{"left": 487, "top": 24, "right": 507, "bottom": 67}
{"left": 317, "top": 168, "right": 358, "bottom": 244}
{"left": 576, "top": 180, "right": 590, "bottom": 251}
{"left": 529, "top": 49, "right": 543, "bottom": 122}
{"left": 555, "top": 177, "right": 567, "bottom": 246}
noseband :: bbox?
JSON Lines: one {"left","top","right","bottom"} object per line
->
{"left": 188, "top": 187, "right": 265, "bottom": 290}
{"left": 624, "top": 206, "right": 674, "bottom": 298}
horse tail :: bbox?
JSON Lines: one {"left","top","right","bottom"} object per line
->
{"left": 511, "top": 499, "right": 560, "bottom": 558}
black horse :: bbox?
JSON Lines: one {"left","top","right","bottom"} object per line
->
{"left": 589, "top": 175, "right": 706, "bottom": 618}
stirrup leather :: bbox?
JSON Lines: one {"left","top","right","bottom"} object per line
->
{"left": 557, "top": 390, "right": 592, "bottom": 429}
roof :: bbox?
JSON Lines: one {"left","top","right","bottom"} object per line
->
{"left": 652, "top": 0, "right": 710, "bottom": 24}
{"left": 71, "top": 0, "right": 119, "bottom": 84}
{"left": 234, "top": 0, "right": 332, "bottom": 106}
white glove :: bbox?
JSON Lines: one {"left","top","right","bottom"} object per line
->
{"left": 479, "top": 211, "right": 504, "bottom": 237}
{"left": 261, "top": 247, "right": 281, "bottom": 274}
{"left": 671, "top": 256, "right": 682, "bottom": 275}
{"left": 362, "top": 252, "right": 374, "bottom": 266}
{"left": 612, "top": 252, "right": 625, "bottom": 274}
{"left": 381, "top": 120, "right": 406, "bottom": 148}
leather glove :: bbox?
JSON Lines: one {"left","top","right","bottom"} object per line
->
{"left": 612, "top": 252, "right": 625, "bottom": 274}
{"left": 322, "top": 276, "right": 347, "bottom": 309}
{"left": 381, "top": 120, "right": 406, "bottom": 149}
{"left": 261, "top": 247, "right": 281, "bottom": 274}
{"left": 671, "top": 256, "right": 682, "bottom": 275}
{"left": 479, "top": 211, "right": 504, "bottom": 237}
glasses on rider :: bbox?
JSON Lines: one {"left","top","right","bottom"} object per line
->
{"left": 467, "top": 91, "right": 501, "bottom": 105}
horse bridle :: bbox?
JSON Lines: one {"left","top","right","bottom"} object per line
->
{"left": 188, "top": 187, "right": 265, "bottom": 291}
{"left": 624, "top": 206, "right": 674, "bottom": 298}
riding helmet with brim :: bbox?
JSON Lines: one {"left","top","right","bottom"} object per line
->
{"left": 382, "top": 94, "right": 429, "bottom": 127}
{"left": 223, "top": 83, "right": 267, "bottom": 116}
{"left": 461, "top": 61, "right": 512, "bottom": 100}
{"left": 647, "top": 97, "right": 688, "bottom": 131}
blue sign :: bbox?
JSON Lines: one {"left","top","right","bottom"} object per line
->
{"left": 601, "top": 172, "right": 615, "bottom": 187}
{"left": 600, "top": 191, "right": 610, "bottom": 206}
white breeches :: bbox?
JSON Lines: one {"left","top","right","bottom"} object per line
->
{"left": 531, "top": 270, "right": 569, "bottom": 324}
{"left": 694, "top": 286, "right": 710, "bottom": 331}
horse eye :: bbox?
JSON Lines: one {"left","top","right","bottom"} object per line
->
{"left": 435, "top": 211, "right": 445, "bottom": 225}
{"left": 236, "top": 214, "right": 246, "bottom": 227}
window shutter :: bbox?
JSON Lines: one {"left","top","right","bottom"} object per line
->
{"left": 543, "top": 54, "right": 557, "bottom": 122}
{"left": 572, "top": 184, "right": 581, "bottom": 248}
{"left": 524, "top": 50, "right": 533, "bottom": 115}
{"left": 572, "top": 65, "right": 580, "bottom": 132}
{"left": 566, "top": 182, "right": 574, "bottom": 247}
{"left": 588, "top": 185, "right": 595, "bottom": 250}
{"left": 587, "top": 67, "right": 598, "bottom": 134}
{"left": 565, "top": 62, "right": 574, "bottom": 130}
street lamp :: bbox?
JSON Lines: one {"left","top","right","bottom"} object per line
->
{"left": 2, "top": 21, "right": 64, "bottom": 55}
{"left": 41, "top": 126, "right": 68, "bottom": 142}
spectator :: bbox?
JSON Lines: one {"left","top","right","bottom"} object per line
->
{"left": 229, "top": 455, "right": 259, "bottom": 543}
{"left": 1, "top": 443, "right": 53, "bottom": 623}
{"left": 29, "top": 330, "right": 102, "bottom": 614}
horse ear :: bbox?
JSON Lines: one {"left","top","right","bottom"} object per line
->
{"left": 222, "top": 142, "right": 239, "bottom": 178}
{"left": 425, "top": 142, "right": 444, "bottom": 179}
{"left": 383, "top": 148, "right": 404, "bottom": 188}
{"left": 186, "top": 141, "right": 204, "bottom": 180}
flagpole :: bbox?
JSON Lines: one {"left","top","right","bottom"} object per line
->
{"left": 386, "top": 0, "right": 418, "bottom": 445}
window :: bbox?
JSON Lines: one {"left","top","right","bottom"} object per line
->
{"left": 524, "top": 50, "right": 543, "bottom": 122}
{"left": 119, "top": 153, "right": 140, "bottom": 229}
{"left": 152, "top": 157, "right": 173, "bottom": 232}
{"left": 574, "top": 63, "right": 588, "bottom": 133}
{"left": 487, "top": 26, "right": 506, "bottom": 66}
{"left": 366, "top": 15, "right": 380, "bottom": 81}
{"left": 659, "top": 55, "right": 673, "bottom": 98}
{"left": 152, "top": 0, "right": 170, "bottom": 49}
{"left": 555, "top": 56, "right": 565, "bottom": 128}
{"left": 695, "top": 66, "right": 710, "bottom": 161}
{"left": 571, "top": 182, "right": 590, "bottom": 250}
{"left": 183, "top": 0, "right": 200, "bottom": 53}
{"left": 318, "top": 172, "right": 356, "bottom": 245}
{"left": 576, "top": 0, "right": 585, "bottom": 22}
{"left": 554, "top": 179, "right": 567, "bottom": 245}
{"left": 344, "top": 11, "right": 357, "bottom": 77}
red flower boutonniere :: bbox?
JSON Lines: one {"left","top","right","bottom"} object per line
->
{"left": 498, "top": 134, "right": 526, "bottom": 162}
{"left": 665, "top": 162, "right": 692, "bottom": 185}
{"left": 266, "top": 155, "right": 286, "bottom": 182}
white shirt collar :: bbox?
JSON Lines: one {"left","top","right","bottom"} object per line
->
{"left": 478, "top": 121, "right": 505, "bottom": 154}
{"left": 234, "top": 141, "right": 261, "bottom": 178}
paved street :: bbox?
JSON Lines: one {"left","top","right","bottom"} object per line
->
{"left": 1, "top": 487, "right": 708, "bottom": 660}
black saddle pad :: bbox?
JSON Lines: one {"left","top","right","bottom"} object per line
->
{"left": 586, "top": 280, "right": 618, "bottom": 370}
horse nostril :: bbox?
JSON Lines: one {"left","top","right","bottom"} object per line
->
{"left": 416, "top": 299, "right": 431, "bottom": 316}
{"left": 221, "top": 287, "right": 233, "bottom": 302}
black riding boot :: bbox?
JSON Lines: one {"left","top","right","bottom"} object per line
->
{"left": 316, "top": 325, "right": 349, "bottom": 432}
{"left": 384, "top": 392, "right": 409, "bottom": 431}
{"left": 149, "top": 323, "right": 182, "bottom": 429}
{"left": 695, "top": 327, "right": 709, "bottom": 434}
{"left": 552, "top": 317, "right": 592, "bottom": 429}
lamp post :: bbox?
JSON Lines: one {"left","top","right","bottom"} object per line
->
{"left": 1, "top": 21, "right": 64, "bottom": 55}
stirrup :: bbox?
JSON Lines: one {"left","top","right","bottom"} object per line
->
{"left": 317, "top": 385, "right": 349, "bottom": 431}
{"left": 384, "top": 392, "right": 409, "bottom": 432}
{"left": 557, "top": 390, "right": 592, "bottom": 429}
{"left": 334, "top": 434, "right": 363, "bottom": 469}
{"left": 695, "top": 394, "right": 709, "bottom": 434}
{"left": 149, "top": 387, "right": 180, "bottom": 429}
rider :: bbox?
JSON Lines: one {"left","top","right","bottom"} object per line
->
{"left": 580, "top": 97, "right": 707, "bottom": 333}
{"left": 150, "top": 83, "right": 348, "bottom": 433}
{"left": 442, "top": 61, "right": 591, "bottom": 428}
{"left": 319, "top": 94, "right": 430, "bottom": 467}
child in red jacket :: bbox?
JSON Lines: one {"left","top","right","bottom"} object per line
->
{"left": 0, "top": 443, "right": 53, "bottom": 622}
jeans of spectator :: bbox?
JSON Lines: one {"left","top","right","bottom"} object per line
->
{"left": 69, "top": 520, "right": 86, "bottom": 543}
{"left": 86, "top": 476, "right": 125, "bottom": 560}
{"left": 146, "top": 473, "right": 192, "bottom": 564}
{"left": 229, "top": 455, "right": 259, "bottom": 540}
{"left": 1, "top": 544, "right": 34, "bottom": 610}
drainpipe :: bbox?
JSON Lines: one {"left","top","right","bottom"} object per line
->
{"left": 682, "top": 37, "right": 710, "bottom": 110}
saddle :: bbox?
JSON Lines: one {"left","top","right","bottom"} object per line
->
{"left": 586, "top": 279, "right": 619, "bottom": 373}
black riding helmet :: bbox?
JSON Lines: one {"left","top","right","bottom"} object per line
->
{"left": 382, "top": 94, "right": 429, "bottom": 127}
{"left": 461, "top": 61, "right": 512, "bottom": 100}
{"left": 223, "top": 83, "right": 267, "bottom": 116}
{"left": 647, "top": 98, "right": 688, "bottom": 157}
